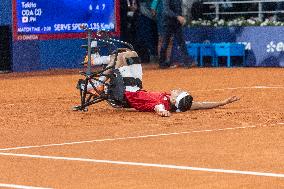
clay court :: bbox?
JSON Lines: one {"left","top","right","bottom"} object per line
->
{"left": 0, "top": 65, "right": 283, "bottom": 188}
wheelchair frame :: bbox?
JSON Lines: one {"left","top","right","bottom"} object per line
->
{"left": 73, "top": 27, "right": 134, "bottom": 112}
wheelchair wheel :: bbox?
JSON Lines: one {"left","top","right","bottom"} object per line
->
{"left": 72, "top": 105, "right": 88, "bottom": 112}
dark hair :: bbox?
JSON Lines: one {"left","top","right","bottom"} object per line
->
{"left": 179, "top": 95, "right": 193, "bottom": 112}
{"left": 170, "top": 95, "right": 193, "bottom": 112}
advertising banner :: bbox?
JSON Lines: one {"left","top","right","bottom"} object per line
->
{"left": 180, "top": 26, "right": 284, "bottom": 67}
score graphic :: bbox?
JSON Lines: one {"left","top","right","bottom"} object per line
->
{"left": 21, "top": 7, "right": 42, "bottom": 23}
{"left": 14, "top": 0, "right": 118, "bottom": 39}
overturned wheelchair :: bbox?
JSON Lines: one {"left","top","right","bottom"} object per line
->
{"left": 72, "top": 28, "right": 143, "bottom": 112}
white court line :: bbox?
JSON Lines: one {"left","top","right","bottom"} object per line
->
{"left": 192, "top": 85, "right": 284, "bottom": 92}
{"left": 0, "top": 125, "right": 260, "bottom": 151}
{"left": 0, "top": 183, "right": 53, "bottom": 189}
{"left": 0, "top": 152, "right": 283, "bottom": 178}
{"left": 1, "top": 123, "right": 283, "bottom": 152}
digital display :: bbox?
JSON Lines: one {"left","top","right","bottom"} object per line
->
{"left": 13, "top": 0, "right": 119, "bottom": 40}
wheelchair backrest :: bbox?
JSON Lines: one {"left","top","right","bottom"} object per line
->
{"left": 107, "top": 57, "right": 143, "bottom": 106}
{"left": 118, "top": 63, "right": 142, "bottom": 92}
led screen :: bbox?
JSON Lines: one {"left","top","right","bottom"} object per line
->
{"left": 13, "top": 0, "right": 119, "bottom": 40}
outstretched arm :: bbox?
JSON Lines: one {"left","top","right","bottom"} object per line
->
{"left": 190, "top": 96, "right": 240, "bottom": 110}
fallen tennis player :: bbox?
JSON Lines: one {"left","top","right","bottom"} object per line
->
{"left": 80, "top": 49, "right": 240, "bottom": 117}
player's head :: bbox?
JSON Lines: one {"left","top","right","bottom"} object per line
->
{"left": 170, "top": 89, "right": 193, "bottom": 112}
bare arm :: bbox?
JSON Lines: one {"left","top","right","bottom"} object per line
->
{"left": 102, "top": 50, "right": 138, "bottom": 75}
{"left": 190, "top": 96, "right": 240, "bottom": 110}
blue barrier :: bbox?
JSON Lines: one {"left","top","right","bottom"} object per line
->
{"left": 186, "top": 42, "right": 245, "bottom": 67}
{"left": 199, "top": 44, "right": 216, "bottom": 67}
{"left": 185, "top": 42, "right": 199, "bottom": 64}
{"left": 214, "top": 43, "right": 245, "bottom": 67}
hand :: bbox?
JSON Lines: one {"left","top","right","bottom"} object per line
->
{"left": 157, "top": 110, "right": 171, "bottom": 117}
{"left": 83, "top": 55, "right": 95, "bottom": 66}
{"left": 224, "top": 96, "right": 240, "bottom": 104}
{"left": 83, "top": 55, "right": 88, "bottom": 65}
{"left": 150, "top": 9, "right": 156, "bottom": 17}
{"left": 128, "top": 5, "right": 137, "bottom": 12}
{"left": 177, "top": 16, "right": 186, "bottom": 26}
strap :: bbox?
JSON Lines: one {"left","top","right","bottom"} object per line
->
{"left": 126, "top": 57, "right": 141, "bottom": 65}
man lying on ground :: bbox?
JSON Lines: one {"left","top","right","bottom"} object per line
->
{"left": 79, "top": 48, "right": 240, "bottom": 117}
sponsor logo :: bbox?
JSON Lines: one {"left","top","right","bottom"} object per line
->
{"left": 267, "top": 41, "right": 284, "bottom": 52}
{"left": 238, "top": 42, "right": 251, "bottom": 50}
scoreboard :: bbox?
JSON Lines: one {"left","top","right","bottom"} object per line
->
{"left": 13, "top": 0, "right": 119, "bottom": 40}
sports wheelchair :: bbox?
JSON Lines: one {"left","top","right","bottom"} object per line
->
{"left": 72, "top": 27, "right": 142, "bottom": 112}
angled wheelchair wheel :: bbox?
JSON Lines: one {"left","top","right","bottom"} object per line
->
{"left": 72, "top": 105, "right": 88, "bottom": 112}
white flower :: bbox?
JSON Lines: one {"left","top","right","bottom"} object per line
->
{"left": 227, "top": 21, "right": 233, "bottom": 26}
{"left": 218, "top": 19, "right": 225, "bottom": 25}
{"left": 190, "top": 17, "right": 284, "bottom": 27}
{"left": 247, "top": 19, "right": 255, "bottom": 25}
{"left": 260, "top": 22, "right": 266, "bottom": 26}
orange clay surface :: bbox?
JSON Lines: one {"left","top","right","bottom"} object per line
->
{"left": 0, "top": 64, "right": 283, "bottom": 189}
